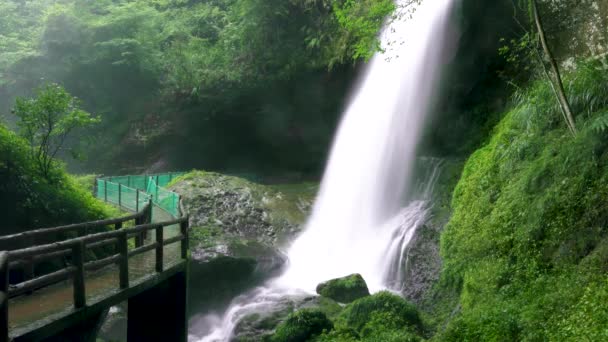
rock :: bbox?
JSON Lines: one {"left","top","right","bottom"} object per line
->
{"left": 188, "top": 240, "right": 287, "bottom": 314}
{"left": 232, "top": 293, "right": 342, "bottom": 342}
{"left": 169, "top": 171, "right": 317, "bottom": 246}
{"left": 169, "top": 171, "right": 317, "bottom": 317}
{"left": 316, "top": 274, "right": 370, "bottom": 303}
{"left": 271, "top": 310, "right": 333, "bottom": 342}
{"left": 338, "top": 291, "right": 423, "bottom": 335}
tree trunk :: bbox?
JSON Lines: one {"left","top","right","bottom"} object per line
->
{"left": 532, "top": 0, "right": 577, "bottom": 135}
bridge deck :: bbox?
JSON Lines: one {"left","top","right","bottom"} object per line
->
{"left": 7, "top": 204, "right": 184, "bottom": 340}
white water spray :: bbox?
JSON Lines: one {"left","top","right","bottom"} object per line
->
{"left": 196, "top": 0, "right": 456, "bottom": 340}
{"left": 276, "top": 0, "right": 456, "bottom": 292}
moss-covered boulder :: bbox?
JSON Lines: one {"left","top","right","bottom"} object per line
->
{"left": 337, "top": 291, "right": 423, "bottom": 334}
{"left": 313, "top": 291, "right": 425, "bottom": 341}
{"left": 169, "top": 171, "right": 316, "bottom": 245}
{"left": 316, "top": 274, "right": 370, "bottom": 303}
{"left": 271, "top": 310, "right": 333, "bottom": 342}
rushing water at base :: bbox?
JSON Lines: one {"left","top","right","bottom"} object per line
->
{"left": 195, "top": 0, "right": 456, "bottom": 340}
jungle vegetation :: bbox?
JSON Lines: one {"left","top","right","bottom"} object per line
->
{"left": 1, "top": 0, "right": 607, "bottom": 340}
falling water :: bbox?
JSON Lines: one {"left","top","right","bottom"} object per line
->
{"left": 196, "top": 0, "right": 456, "bottom": 340}
{"left": 277, "top": 0, "right": 455, "bottom": 292}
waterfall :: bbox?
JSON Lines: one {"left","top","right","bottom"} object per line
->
{"left": 276, "top": 0, "right": 455, "bottom": 292}
{"left": 195, "top": 0, "right": 456, "bottom": 340}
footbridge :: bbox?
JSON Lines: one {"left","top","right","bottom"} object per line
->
{"left": 0, "top": 172, "right": 189, "bottom": 342}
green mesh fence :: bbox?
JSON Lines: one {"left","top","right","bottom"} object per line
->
{"left": 96, "top": 172, "right": 184, "bottom": 218}
{"left": 146, "top": 178, "right": 181, "bottom": 217}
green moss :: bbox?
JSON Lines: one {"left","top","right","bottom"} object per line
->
{"left": 437, "top": 64, "right": 608, "bottom": 340}
{"left": 190, "top": 225, "right": 224, "bottom": 248}
{"left": 271, "top": 310, "right": 333, "bottom": 342}
{"left": 316, "top": 274, "right": 370, "bottom": 304}
{"left": 332, "top": 291, "right": 424, "bottom": 339}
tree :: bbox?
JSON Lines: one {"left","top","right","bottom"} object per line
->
{"left": 12, "top": 83, "right": 100, "bottom": 179}
{"left": 500, "top": 0, "right": 577, "bottom": 135}
{"left": 530, "top": 0, "right": 577, "bottom": 135}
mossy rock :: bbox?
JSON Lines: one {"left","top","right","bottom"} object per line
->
{"left": 337, "top": 291, "right": 424, "bottom": 335}
{"left": 169, "top": 171, "right": 317, "bottom": 245}
{"left": 271, "top": 310, "right": 333, "bottom": 342}
{"left": 316, "top": 274, "right": 370, "bottom": 303}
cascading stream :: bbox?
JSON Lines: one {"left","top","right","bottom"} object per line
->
{"left": 195, "top": 0, "right": 456, "bottom": 340}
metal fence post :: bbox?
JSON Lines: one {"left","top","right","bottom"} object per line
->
{"left": 104, "top": 180, "right": 108, "bottom": 202}
{"left": 118, "top": 183, "right": 122, "bottom": 207}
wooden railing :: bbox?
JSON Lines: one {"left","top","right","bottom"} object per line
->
{"left": 0, "top": 203, "right": 153, "bottom": 286}
{"left": 0, "top": 202, "right": 190, "bottom": 341}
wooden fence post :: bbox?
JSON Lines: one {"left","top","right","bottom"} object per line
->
{"left": 146, "top": 200, "right": 153, "bottom": 224}
{"left": 72, "top": 241, "right": 86, "bottom": 309}
{"left": 0, "top": 251, "right": 9, "bottom": 342}
{"left": 180, "top": 218, "right": 189, "bottom": 260}
{"left": 118, "top": 231, "right": 129, "bottom": 290}
{"left": 155, "top": 225, "right": 163, "bottom": 273}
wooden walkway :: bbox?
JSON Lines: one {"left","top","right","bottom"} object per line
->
{"left": 0, "top": 196, "right": 190, "bottom": 341}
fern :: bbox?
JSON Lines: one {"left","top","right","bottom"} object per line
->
{"left": 588, "top": 111, "right": 608, "bottom": 133}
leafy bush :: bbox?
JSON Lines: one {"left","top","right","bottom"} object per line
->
{"left": 272, "top": 309, "right": 333, "bottom": 342}
{"left": 0, "top": 123, "right": 116, "bottom": 234}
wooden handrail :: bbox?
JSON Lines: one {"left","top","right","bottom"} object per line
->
{"left": 0, "top": 207, "right": 148, "bottom": 249}
{"left": 1, "top": 190, "right": 190, "bottom": 334}
{"left": 4, "top": 216, "right": 189, "bottom": 306}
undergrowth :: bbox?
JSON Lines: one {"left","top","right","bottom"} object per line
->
{"left": 0, "top": 124, "right": 120, "bottom": 233}
{"left": 437, "top": 62, "right": 608, "bottom": 340}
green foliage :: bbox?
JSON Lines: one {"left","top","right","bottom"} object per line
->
{"left": 0, "top": 123, "right": 117, "bottom": 233}
{"left": 272, "top": 310, "right": 333, "bottom": 342}
{"left": 12, "top": 83, "right": 100, "bottom": 178}
{"left": 317, "top": 291, "right": 424, "bottom": 341}
{"left": 332, "top": 0, "right": 395, "bottom": 62}
{"left": 438, "top": 65, "right": 608, "bottom": 340}
{"left": 0, "top": 0, "right": 400, "bottom": 174}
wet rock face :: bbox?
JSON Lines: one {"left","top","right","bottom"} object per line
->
{"left": 232, "top": 295, "right": 341, "bottom": 342}
{"left": 316, "top": 274, "right": 370, "bottom": 304}
{"left": 170, "top": 171, "right": 317, "bottom": 319}
{"left": 399, "top": 224, "right": 443, "bottom": 304}
{"left": 399, "top": 160, "right": 464, "bottom": 304}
